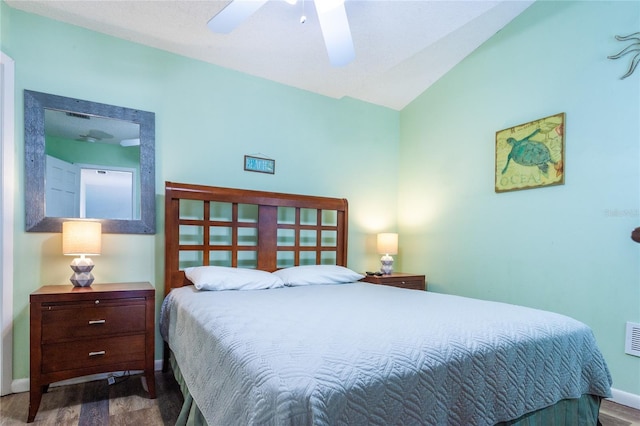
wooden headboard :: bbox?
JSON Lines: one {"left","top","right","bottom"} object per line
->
{"left": 164, "top": 182, "right": 349, "bottom": 296}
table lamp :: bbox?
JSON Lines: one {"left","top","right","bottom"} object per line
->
{"left": 62, "top": 221, "right": 101, "bottom": 287}
{"left": 377, "top": 233, "right": 398, "bottom": 275}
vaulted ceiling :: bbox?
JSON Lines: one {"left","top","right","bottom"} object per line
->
{"left": 7, "top": 0, "right": 534, "bottom": 110}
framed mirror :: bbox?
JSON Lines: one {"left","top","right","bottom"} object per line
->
{"left": 24, "top": 90, "right": 156, "bottom": 234}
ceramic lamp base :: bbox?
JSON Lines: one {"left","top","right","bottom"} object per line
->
{"left": 70, "top": 257, "right": 95, "bottom": 287}
{"left": 70, "top": 272, "right": 95, "bottom": 287}
{"left": 380, "top": 254, "right": 394, "bottom": 275}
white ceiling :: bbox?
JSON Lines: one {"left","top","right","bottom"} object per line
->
{"left": 7, "top": 0, "right": 534, "bottom": 110}
{"left": 44, "top": 108, "right": 140, "bottom": 145}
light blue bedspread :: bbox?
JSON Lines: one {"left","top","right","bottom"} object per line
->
{"left": 160, "top": 283, "right": 611, "bottom": 425}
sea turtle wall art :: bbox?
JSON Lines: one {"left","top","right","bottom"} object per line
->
{"left": 495, "top": 113, "right": 565, "bottom": 193}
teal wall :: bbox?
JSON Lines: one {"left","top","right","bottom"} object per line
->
{"left": 1, "top": 3, "right": 399, "bottom": 381}
{"left": 46, "top": 136, "right": 140, "bottom": 171}
{"left": 399, "top": 1, "right": 639, "bottom": 396}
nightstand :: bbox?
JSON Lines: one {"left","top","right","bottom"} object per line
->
{"left": 361, "top": 272, "right": 426, "bottom": 291}
{"left": 28, "top": 282, "right": 156, "bottom": 423}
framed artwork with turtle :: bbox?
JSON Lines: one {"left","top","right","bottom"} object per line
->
{"left": 495, "top": 112, "right": 565, "bottom": 193}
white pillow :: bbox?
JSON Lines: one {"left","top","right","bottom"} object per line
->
{"left": 273, "top": 265, "right": 364, "bottom": 286}
{"left": 184, "top": 266, "right": 284, "bottom": 291}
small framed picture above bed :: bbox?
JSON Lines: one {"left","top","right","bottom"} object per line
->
{"left": 244, "top": 155, "right": 275, "bottom": 174}
{"left": 495, "top": 112, "right": 565, "bottom": 193}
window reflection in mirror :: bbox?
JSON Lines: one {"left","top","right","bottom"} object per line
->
{"left": 44, "top": 109, "right": 141, "bottom": 220}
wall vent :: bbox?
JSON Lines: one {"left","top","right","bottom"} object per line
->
{"left": 625, "top": 322, "right": 640, "bottom": 357}
{"left": 65, "top": 112, "right": 90, "bottom": 120}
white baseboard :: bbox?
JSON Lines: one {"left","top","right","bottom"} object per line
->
{"left": 11, "top": 378, "right": 28, "bottom": 394}
{"left": 11, "top": 359, "right": 164, "bottom": 394}
{"left": 609, "top": 387, "right": 640, "bottom": 410}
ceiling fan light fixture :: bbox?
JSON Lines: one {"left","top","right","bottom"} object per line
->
{"left": 284, "top": 0, "right": 297, "bottom": 4}
{"left": 207, "top": 0, "right": 354, "bottom": 67}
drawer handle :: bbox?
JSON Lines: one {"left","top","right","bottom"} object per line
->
{"left": 89, "top": 351, "right": 106, "bottom": 357}
{"left": 88, "top": 320, "right": 106, "bottom": 325}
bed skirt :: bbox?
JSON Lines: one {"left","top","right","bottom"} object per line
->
{"left": 170, "top": 352, "right": 603, "bottom": 426}
{"left": 171, "top": 353, "right": 208, "bottom": 426}
{"left": 496, "top": 394, "right": 602, "bottom": 426}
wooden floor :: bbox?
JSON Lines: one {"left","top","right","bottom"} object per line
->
{"left": 600, "top": 399, "right": 640, "bottom": 426}
{"left": 1, "top": 371, "right": 638, "bottom": 425}
{"left": 0, "top": 371, "right": 182, "bottom": 425}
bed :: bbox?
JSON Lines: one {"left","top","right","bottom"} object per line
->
{"left": 160, "top": 181, "right": 612, "bottom": 426}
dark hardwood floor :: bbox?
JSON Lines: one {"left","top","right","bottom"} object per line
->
{"left": 1, "top": 370, "right": 638, "bottom": 425}
{"left": 1, "top": 370, "right": 182, "bottom": 425}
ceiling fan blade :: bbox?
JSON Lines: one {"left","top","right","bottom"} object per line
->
{"left": 207, "top": 0, "right": 269, "bottom": 33}
{"left": 315, "top": 0, "right": 355, "bottom": 67}
{"left": 89, "top": 129, "right": 114, "bottom": 139}
{"left": 120, "top": 138, "right": 140, "bottom": 147}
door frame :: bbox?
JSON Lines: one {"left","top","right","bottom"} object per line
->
{"left": 1, "top": 51, "right": 15, "bottom": 396}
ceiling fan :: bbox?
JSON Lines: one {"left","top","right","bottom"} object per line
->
{"left": 77, "top": 129, "right": 113, "bottom": 143}
{"left": 207, "top": 0, "right": 355, "bottom": 67}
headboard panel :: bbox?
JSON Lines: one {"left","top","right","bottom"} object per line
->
{"left": 164, "top": 182, "right": 349, "bottom": 296}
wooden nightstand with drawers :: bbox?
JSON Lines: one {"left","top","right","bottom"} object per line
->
{"left": 28, "top": 282, "right": 156, "bottom": 423}
{"left": 361, "top": 272, "right": 426, "bottom": 291}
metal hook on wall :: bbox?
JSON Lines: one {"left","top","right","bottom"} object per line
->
{"left": 608, "top": 32, "right": 640, "bottom": 79}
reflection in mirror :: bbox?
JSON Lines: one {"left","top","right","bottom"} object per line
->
{"left": 44, "top": 109, "right": 141, "bottom": 220}
{"left": 25, "top": 90, "right": 155, "bottom": 234}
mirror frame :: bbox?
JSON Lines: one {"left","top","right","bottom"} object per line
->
{"left": 24, "top": 90, "right": 156, "bottom": 234}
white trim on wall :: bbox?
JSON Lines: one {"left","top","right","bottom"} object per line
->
{"left": 0, "top": 51, "right": 15, "bottom": 396}
{"left": 610, "top": 387, "right": 640, "bottom": 410}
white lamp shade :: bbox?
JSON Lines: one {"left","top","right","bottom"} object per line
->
{"left": 377, "top": 233, "right": 398, "bottom": 255}
{"left": 62, "top": 221, "right": 102, "bottom": 256}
